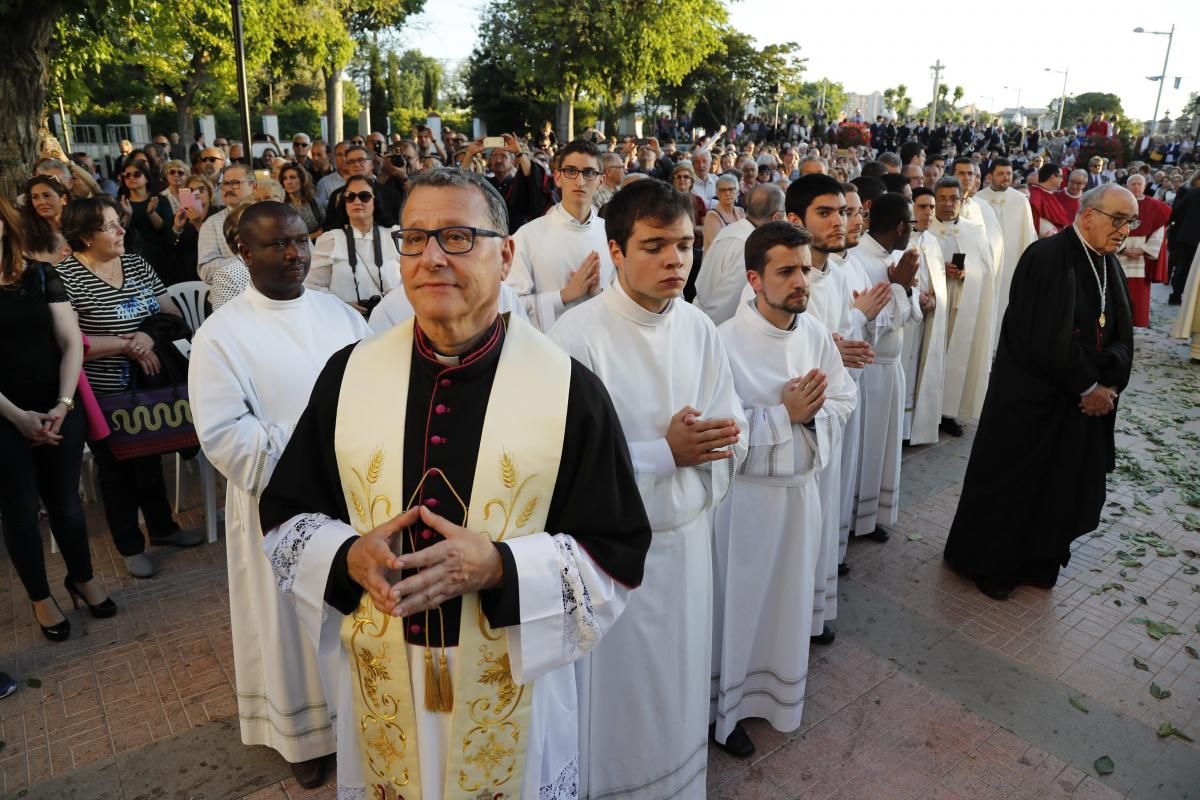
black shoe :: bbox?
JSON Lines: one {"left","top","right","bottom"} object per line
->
{"left": 811, "top": 624, "right": 836, "bottom": 645}
{"left": 1167, "top": 294, "right": 1182, "bottom": 306}
{"left": 715, "top": 722, "right": 756, "bottom": 759}
{"left": 0, "top": 672, "right": 16, "bottom": 699}
{"left": 862, "top": 527, "right": 890, "bottom": 543}
{"left": 290, "top": 757, "right": 326, "bottom": 789}
{"left": 65, "top": 576, "right": 118, "bottom": 619}
{"left": 975, "top": 577, "right": 1015, "bottom": 601}
{"left": 838, "top": 562, "right": 850, "bottom": 576}
{"left": 33, "top": 599, "right": 70, "bottom": 642}
{"left": 940, "top": 417, "right": 964, "bottom": 437}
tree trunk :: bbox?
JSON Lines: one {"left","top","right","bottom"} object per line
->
{"left": 0, "top": 2, "right": 61, "bottom": 200}
{"left": 325, "top": 65, "right": 344, "bottom": 144}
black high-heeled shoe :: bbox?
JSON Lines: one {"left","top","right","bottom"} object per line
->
{"left": 33, "top": 599, "right": 70, "bottom": 641}
{"left": 64, "top": 576, "right": 118, "bottom": 619}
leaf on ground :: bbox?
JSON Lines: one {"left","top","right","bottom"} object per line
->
{"left": 1134, "top": 595, "right": 1148, "bottom": 605}
{"left": 1068, "top": 692, "right": 1090, "bottom": 713}
{"left": 1155, "top": 545, "right": 1178, "bottom": 558}
{"left": 25, "top": 678, "right": 41, "bottom": 689}
{"left": 1133, "top": 498, "right": 1154, "bottom": 514}
{"left": 1183, "top": 565, "right": 1199, "bottom": 575}
{"left": 1094, "top": 755, "right": 1115, "bottom": 776}
{"left": 1100, "top": 582, "right": 1125, "bottom": 592}
{"left": 1185, "top": 645, "right": 1198, "bottom": 659}
{"left": 908, "top": 533, "right": 923, "bottom": 541}
{"left": 1119, "top": 560, "right": 1144, "bottom": 568}
{"left": 1165, "top": 600, "right": 1178, "bottom": 607}
{"left": 1132, "top": 657, "right": 1150, "bottom": 671}
{"left": 1182, "top": 514, "right": 1200, "bottom": 532}
{"left": 1150, "top": 683, "right": 1171, "bottom": 700}
{"left": 1182, "top": 549, "right": 1199, "bottom": 559}
{"left": 1156, "top": 723, "right": 1194, "bottom": 742}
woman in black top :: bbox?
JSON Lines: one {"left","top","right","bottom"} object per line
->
{"left": 0, "top": 197, "right": 116, "bottom": 641}
{"left": 165, "top": 174, "right": 216, "bottom": 285}
{"left": 117, "top": 160, "right": 171, "bottom": 280}
{"left": 58, "top": 197, "right": 202, "bottom": 580}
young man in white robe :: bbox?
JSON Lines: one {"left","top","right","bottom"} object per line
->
{"left": 711, "top": 222, "right": 856, "bottom": 758}
{"left": 846, "top": 193, "right": 923, "bottom": 539}
{"left": 693, "top": 183, "right": 785, "bottom": 325}
{"left": 928, "top": 178, "right": 996, "bottom": 434}
{"left": 256, "top": 169, "right": 652, "bottom": 800}
{"left": 189, "top": 203, "right": 370, "bottom": 788}
{"left": 955, "top": 159, "right": 1006, "bottom": 311}
{"left": 550, "top": 179, "right": 747, "bottom": 800}
{"left": 777, "top": 174, "right": 885, "bottom": 638}
{"left": 505, "top": 139, "right": 616, "bottom": 330}
{"left": 974, "top": 158, "right": 1037, "bottom": 349}
{"left": 902, "top": 188, "right": 949, "bottom": 446}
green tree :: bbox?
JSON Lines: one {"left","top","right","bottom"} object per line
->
{"left": 422, "top": 64, "right": 441, "bottom": 110}
{"left": 883, "top": 84, "right": 912, "bottom": 119}
{"left": 367, "top": 42, "right": 388, "bottom": 131}
{"left": 653, "top": 29, "right": 805, "bottom": 132}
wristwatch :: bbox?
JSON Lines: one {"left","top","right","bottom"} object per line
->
{"left": 57, "top": 397, "right": 76, "bottom": 412}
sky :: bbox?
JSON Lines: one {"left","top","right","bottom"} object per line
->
{"left": 392, "top": 0, "right": 1196, "bottom": 126}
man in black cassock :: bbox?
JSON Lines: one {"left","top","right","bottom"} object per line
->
{"left": 944, "top": 185, "right": 1136, "bottom": 600}
{"left": 256, "top": 168, "right": 650, "bottom": 799}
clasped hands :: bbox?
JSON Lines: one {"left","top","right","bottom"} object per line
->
{"left": 1079, "top": 385, "right": 1118, "bottom": 417}
{"left": 666, "top": 406, "right": 740, "bottom": 467}
{"left": 348, "top": 505, "right": 505, "bottom": 617}
{"left": 121, "top": 331, "right": 161, "bottom": 376}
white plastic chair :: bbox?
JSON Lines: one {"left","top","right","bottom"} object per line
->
{"left": 166, "top": 282, "right": 220, "bottom": 544}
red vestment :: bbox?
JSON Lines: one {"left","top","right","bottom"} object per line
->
{"left": 1029, "top": 185, "right": 1072, "bottom": 236}
{"left": 1122, "top": 195, "right": 1173, "bottom": 326}
{"left": 1057, "top": 191, "right": 1082, "bottom": 222}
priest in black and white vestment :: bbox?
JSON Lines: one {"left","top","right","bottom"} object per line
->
{"left": 258, "top": 170, "right": 651, "bottom": 800}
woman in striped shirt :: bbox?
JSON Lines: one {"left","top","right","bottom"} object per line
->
{"left": 57, "top": 198, "right": 204, "bottom": 580}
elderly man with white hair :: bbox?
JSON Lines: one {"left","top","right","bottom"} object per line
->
{"left": 691, "top": 148, "right": 719, "bottom": 209}
{"left": 1118, "top": 173, "right": 1172, "bottom": 327}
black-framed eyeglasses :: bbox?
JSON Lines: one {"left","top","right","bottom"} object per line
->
{"left": 122, "top": 171, "right": 143, "bottom": 179}
{"left": 558, "top": 166, "right": 601, "bottom": 182}
{"left": 200, "top": 156, "right": 222, "bottom": 163}
{"left": 392, "top": 226, "right": 505, "bottom": 256}
{"left": 292, "top": 142, "right": 309, "bottom": 148}
{"left": 344, "top": 191, "right": 374, "bottom": 204}
{"left": 1091, "top": 209, "right": 1140, "bottom": 230}
{"left": 346, "top": 157, "right": 370, "bottom": 166}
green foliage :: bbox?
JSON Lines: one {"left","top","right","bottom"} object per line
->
{"left": 883, "top": 85, "right": 913, "bottom": 119}
{"left": 653, "top": 28, "right": 806, "bottom": 131}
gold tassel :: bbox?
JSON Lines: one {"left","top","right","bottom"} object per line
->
{"left": 423, "top": 648, "right": 443, "bottom": 711}
{"left": 437, "top": 651, "right": 454, "bottom": 712}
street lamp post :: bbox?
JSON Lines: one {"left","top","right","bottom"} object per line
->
{"left": 1044, "top": 67, "right": 1069, "bottom": 130}
{"left": 1133, "top": 24, "right": 1176, "bottom": 135}
{"left": 230, "top": 0, "right": 253, "bottom": 166}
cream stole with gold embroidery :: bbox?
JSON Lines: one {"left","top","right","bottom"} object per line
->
{"left": 333, "top": 316, "right": 571, "bottom": 799}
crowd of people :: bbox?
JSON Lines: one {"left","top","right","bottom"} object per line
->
{"left": 1, "top": 113, "right": 1199, "bottom": 798}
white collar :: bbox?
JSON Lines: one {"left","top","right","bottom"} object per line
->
{"left": 604, "top": 277, "right": 674, "bottom": 327}
{"left": 553, "top": 203, "right": 595, "bottom": 228}
{"left": 244, "top": 282, "right": 307, "bottom": 310}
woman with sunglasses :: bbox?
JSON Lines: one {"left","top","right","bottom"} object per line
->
{"left": 21, "top": 175, "right": 72, "bottom": 264}
{"left": 307, "top": 175, "right": 400, "bottom": 315}
{"left": 0, "top": 197, "right": 117, "bottom": 637}
{"left": 157, "top": 159, "right": 192, "bottom": 215}
{"left": 117, "top": 160, "right": 171, "bottom": 280}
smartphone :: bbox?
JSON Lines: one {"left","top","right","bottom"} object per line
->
{"left": 483, "top": 136, "right": 506, "bottom": 149}
{"left": 178, "top": 188, "right": 198, "bottom": 214}
{"left": 373, "top": 140, "right": 383, "bottom": 154}
{"left": 951, "top": 253, "right": 966, "bottom": 272}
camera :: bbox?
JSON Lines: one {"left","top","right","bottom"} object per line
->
{"left": 361, "top": 295, "right": 383, "bottom": 316}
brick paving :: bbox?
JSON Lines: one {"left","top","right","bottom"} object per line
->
{"left": 0, "top": 289, "right": 1196, "bottom": 799}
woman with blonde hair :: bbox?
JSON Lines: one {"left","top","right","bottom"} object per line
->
{"left": 158, "top": 159, "right": 191, "bottom": 214}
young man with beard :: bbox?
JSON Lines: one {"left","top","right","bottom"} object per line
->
{"left": 710, "top": 222, "right": 856, "bottom": 757}
{"left": 551, "top": 179, "right": 746, "bottom": 800}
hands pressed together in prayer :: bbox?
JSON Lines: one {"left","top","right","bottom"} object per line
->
{"left": 561, "top": 251, "right": 602, "bottom": 304}
{"left": 887, "top": 248, "right": 921, "bottom": 290}
{"left": 666, "top": 405, "right": 741, "bottom": 467}
{"left": 1079, "top": 385, "right": 1119, "bottom": 417}
{"left": 347, "top": 505, "right": 505, "bottom": 617}
{"left": 852, "top": 281, "right": 891, "bottom": 320}
{"left": 832, "top": 333, "right": 874, "bottom": 369}
{"left": 783, "top": 369, "right": 827, "bottom": 425}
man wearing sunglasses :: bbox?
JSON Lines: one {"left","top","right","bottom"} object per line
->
{"left": 945, "top": 185, "right": 1136, "bottom": 601}
{"left": 505, "top": 139, "right": 615, "bottom": 331}
{"left": 290, "top": 132, "right": 311, "bottom": 170}
{"left": 322, "top": 144, "right": 401, "bottom": 230}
